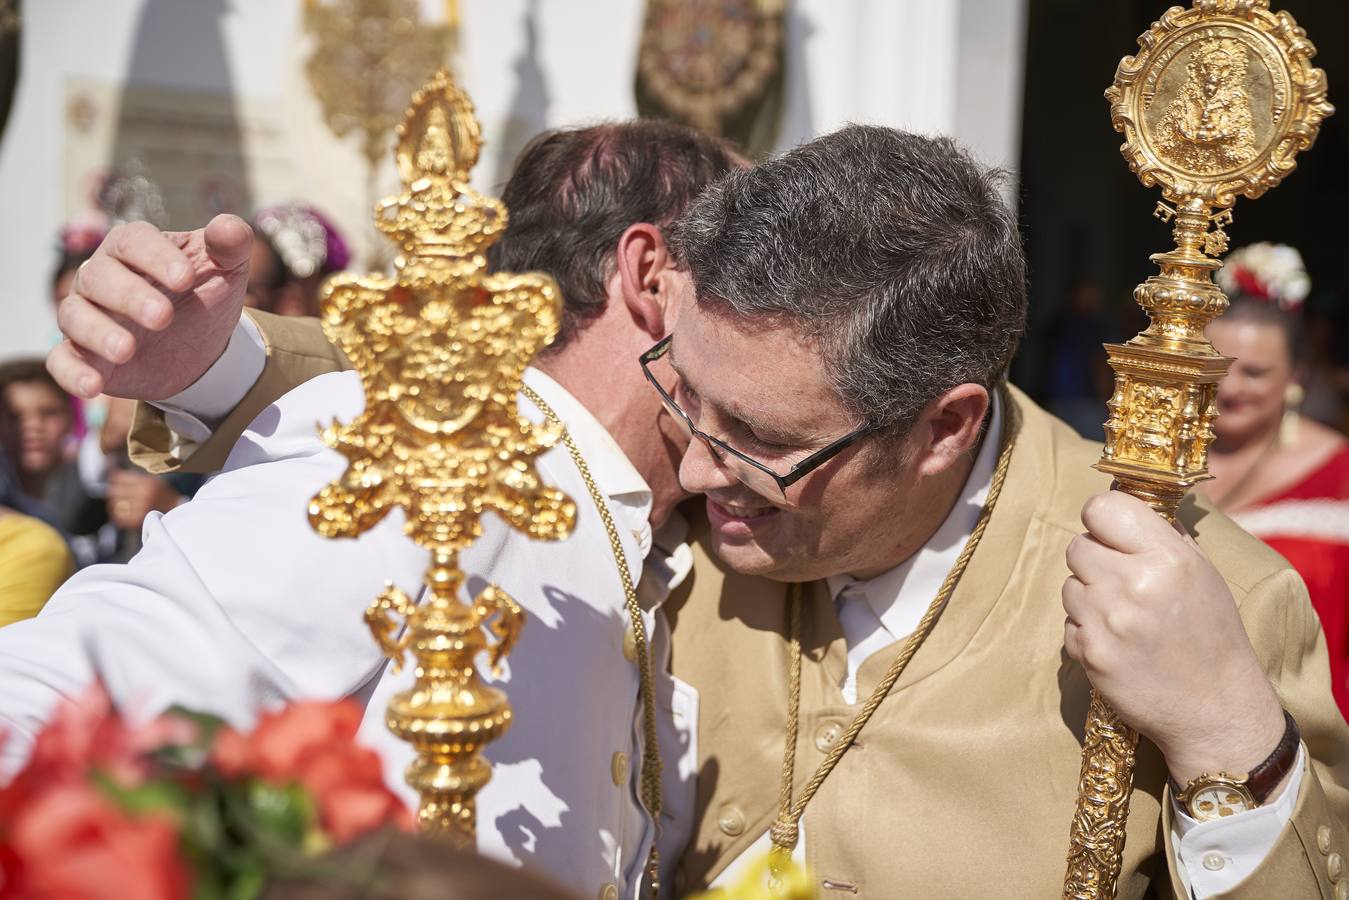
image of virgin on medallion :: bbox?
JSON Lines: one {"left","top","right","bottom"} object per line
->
{"left": 1153, "top": 38, "right": 1258, "bottom": 174}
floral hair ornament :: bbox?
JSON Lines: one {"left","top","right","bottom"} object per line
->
{"left": 1216, "top": 242, "right": 1312, "bottom": 313}
{"left": 254, "top": 202, "right": 351, "bottom": 279}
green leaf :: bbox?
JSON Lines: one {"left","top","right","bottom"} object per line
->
{"left": 243, "top": 781, "right": 315, "bottom": 848}
{"left": 94, "top": 771, "right": 189, "bottom": 817}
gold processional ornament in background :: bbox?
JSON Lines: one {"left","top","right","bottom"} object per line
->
{"left": 1063, "top": 2, "right": 1332, "bottom": 898}
{"left": 304, "top": 0, "right": 459, "bottom": 267}
{"left": 636, "top": 0, "right": 783, "bottom": 136}
{"left": 307, "top": 68, "right": 576, "bottom": 845}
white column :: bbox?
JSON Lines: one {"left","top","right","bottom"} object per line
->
{"left": 955, "top": 0, "right": 1029, "bottom": 181}
{"left": 783, "top": 0, "right": 961, "bottom": 146}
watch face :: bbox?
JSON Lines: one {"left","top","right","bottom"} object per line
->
{"left": 1190, "top": 783, "right": 1254, "bottom": 821}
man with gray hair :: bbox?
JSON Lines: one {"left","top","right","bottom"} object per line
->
{"left": 35, "top": 124, "right": 1349, "bottom": 898}
{"left": 653, "top": 125, "right": 1347, "bottom": 897}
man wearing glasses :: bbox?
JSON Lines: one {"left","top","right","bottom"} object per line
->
{"left": 27, "top": 124, "right": 1349, "bottom": 898}
{"left": 647, "top": 126, "right": 1346, "bottom": 899}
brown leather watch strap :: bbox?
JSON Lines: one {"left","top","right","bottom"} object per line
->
{"left": 1247, "top": 709, "right": 1301, "bottom": 804}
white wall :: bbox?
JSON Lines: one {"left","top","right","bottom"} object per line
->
{"left": 0, "top": 0, "right": 1026, "bottom": 360}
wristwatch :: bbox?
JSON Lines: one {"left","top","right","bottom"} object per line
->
{"left": 1174, "top": 710, "right": 1301, "bottom": 822}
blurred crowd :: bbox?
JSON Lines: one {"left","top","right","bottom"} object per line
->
{"left": 0, "top": 203, "right": 348, "bottom": 628}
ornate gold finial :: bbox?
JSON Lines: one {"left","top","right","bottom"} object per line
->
{"left": 1063, "top": 4, "right": 1331, "bottom": 898}
{"left": 307, "top": 69, "right": 576, "bottom": 845}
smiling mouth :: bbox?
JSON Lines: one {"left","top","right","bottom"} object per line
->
{"left": 707, "top": 496, "right": 781, "bottom": 525}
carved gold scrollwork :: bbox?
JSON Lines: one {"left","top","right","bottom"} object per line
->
{"left": 308, "top": 70, "right": 575, "bottom": 845}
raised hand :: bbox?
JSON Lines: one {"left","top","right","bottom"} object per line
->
{"left": 47, "top": 215, "right": 253, "bottom": 401}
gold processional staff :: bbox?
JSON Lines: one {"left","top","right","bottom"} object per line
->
{"left": 1064, "top": 2, "right": 1332, "bottom": 898}
{"left": 306, "top": 69, "right": 577, "bottom": 844}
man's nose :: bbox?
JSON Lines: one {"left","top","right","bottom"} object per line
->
{"left": 678, "top": 434, "right": 739, "bottom": 496}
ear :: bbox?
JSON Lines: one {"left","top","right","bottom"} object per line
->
{"left": 614, "top": 222, "right": 673, "bottom": 341}
{"left": 914, "top": 383, "right": 991, "bottom": 478}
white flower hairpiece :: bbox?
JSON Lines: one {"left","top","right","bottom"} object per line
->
{"left": 1215, "top": 242, "right": 1311, "bottom": 313}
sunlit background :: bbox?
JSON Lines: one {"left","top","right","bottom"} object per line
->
{"left": 0, "top": 0, "right": 1344, "bottom": 431}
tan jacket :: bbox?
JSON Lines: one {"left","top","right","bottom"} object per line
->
{"left": 665, "top": 390, "right": 1349, "bottom": 899}
{"left": 131, "top": 313, "right": 1349, "bottom": 898}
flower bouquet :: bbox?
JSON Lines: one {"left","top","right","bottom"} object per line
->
{"left": 1, "top": 687, "right": 813, "bottom": 899}
{"left": 0, "top": 687, "right": 410, "bottom": 900}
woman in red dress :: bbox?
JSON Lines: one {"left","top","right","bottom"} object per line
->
{"left": 1201, "top": 243, "right": 1349, "bottom": 715}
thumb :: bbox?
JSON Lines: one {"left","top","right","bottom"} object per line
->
{"left": 202, "top": 214, "right": 254, "bottom": 272}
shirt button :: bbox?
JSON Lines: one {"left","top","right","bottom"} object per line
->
{"left": 623, "top": 625, "right": 638, "bottom": 663}
{"left": 1201, "top": 852, "right": 1226, "bottom": 872}
{"left": 815, "top": 720, "right": 845, "bottom": 752}
{"left": 1322, "top": 825, "right": 1335, "bottom": 855}
{"left": 1329, "top": 851, "right": 1344, "bottom": 882}
{"left": 611, "top": 751, "right": 629, "bottom": 786}
{"left": 718, "top": 804, "right": 746, "bottom": 836}
{"left": 1337, "top": 881, "right": 1349, "bottom": 900}
{"left": 599, "top": 883, "right": 618, "bottom": 900}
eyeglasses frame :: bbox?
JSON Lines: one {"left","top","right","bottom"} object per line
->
{"left": 639, "top": 335, "right": 880, "bottom": 498}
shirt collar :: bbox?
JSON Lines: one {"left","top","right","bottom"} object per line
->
{"left": 826, "top": 392, "right": 1004, "bottom": 639}
{"left": 521, "top": 367, "right": 655, "bottom": 557}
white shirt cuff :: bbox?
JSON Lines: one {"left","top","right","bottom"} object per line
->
{"left": 1171, "top": 745, "right": 1305, "bottom": 897}
{"left": 151, "top": 315, "right": 266, "bottom": 458}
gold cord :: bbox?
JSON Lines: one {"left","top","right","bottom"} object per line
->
{"left": 522, "top": 385, "right": 664, "bottom": 896}
{"left": 769, "top": 387, "right": 1019, "bottom": 868}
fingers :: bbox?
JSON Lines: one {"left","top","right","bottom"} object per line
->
{"left": 1063, "top": 616, "right": 1084, "bottom": 662}
{"left": 103, "top": 221, "right": 194, "bottom": 294}
{"left": 71, "top": 255, "right": 173, "bottom": 331}
{"left": 201, "top": 214, "right": 253, "bottom": 271}
{"left": 1061, "top": 574, "right": 1092, "bottom": 629}
{"left": 46, "top": 341, "right": 108, "bottom": 399}
{"left": 1064, "top": 533, "right": 1115, "bottom": 584}
{"left": 55, "top": 292, "right": 136, "bottom": 364}
{"left": 1079, "top": 489, "right": 1176, "bottom": 554}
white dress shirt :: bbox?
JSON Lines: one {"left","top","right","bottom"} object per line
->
{"left": 0, "top": 365, "right": 697, "bottom": 900}
{"left": 719, "top": 395, "right": 1301, "bottom": 897}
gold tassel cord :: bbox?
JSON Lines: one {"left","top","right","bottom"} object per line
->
{"left": 768, "top": 387, "right": 1019, "bottom": 882}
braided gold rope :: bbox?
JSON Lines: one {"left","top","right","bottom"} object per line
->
{"left": 774, "top": 590, "right": 803, "bottom": 840}
{"left": 769, "top": 386, "right": 1019, "bottom": 867}
{"left": 522, "top": 385, "right": 664, "bottom": 895}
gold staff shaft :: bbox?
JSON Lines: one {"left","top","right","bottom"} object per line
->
{"left": 1064, "top": 197, "right": 1229, "bottom": 898}
{"left": 1062, "top": 3, "right": 1332, "bottom": 896}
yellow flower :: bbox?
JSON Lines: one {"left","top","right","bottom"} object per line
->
{"left": 691, "top": 852, "right": 814, "bottom": 900}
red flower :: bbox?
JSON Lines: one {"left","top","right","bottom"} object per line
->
{"left": 8, "top": 685, "right": 198, "bottom": 793}
{"left": 0, "top": 781, "right": 190, "bottom": 900}
{"left": 209, "top": 701, "right": 411, "bottom": 843}
{"left": 24, "top": 685, "right": 146, "bottom": 787}
{"left": 1233, "top": 266, "right": 1269, "bottom": 301}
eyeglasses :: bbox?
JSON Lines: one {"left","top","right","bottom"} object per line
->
{"left": 639, "top": 335, "right": 879, "bottom": 502}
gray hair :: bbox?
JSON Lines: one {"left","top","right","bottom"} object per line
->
{"left": 671, "top": 125, "right": 1027, "bottom": 433}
